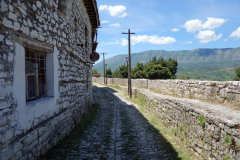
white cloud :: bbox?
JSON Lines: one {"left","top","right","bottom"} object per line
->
{"left": 99, "top": 5, "right": 127, "bottom": 18}
{"left": 195, "top": 30, "right": 222, "bottom": 43}
{"left": 102, "top": 35, "right": 176, "bottom": 47}
{"left": 202, "top": 18, "right": 228, "bottom": 30}
{"left": 181, "top": 18, "right": 228, "bottom": 33}
{"left": 181, "top": 19, "right": 202, "bottom": 33}
{"left": 130, "top": 35, "right": 176, "bottom": 45}
{"left": 171, "top": 28, "right": 180, "bottom": 32}
{"left": 181, "top": 41, "right": 192, "bottom": 44}
{"left": 121, "top": 38, "right": 128, "bottom": 46}
{"left": 99, "top": 5, "right": 108, "bottom": 11}
{"left": 109, "top": 23, "right": 121, "bottom": 27}
{"left": 101, "top": 38, "right": 128, "bottom": 46}
{"left": 223, "top": 39, "right": 228, "bottom": 42}
{"left": 101, "top": 21, "right": 109, "bottom": 24}
{"left": 229, "top": 27, "right": 240, "bottom": 39}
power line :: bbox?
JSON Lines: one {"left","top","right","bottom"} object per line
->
{"left": 134, "top": 2, "right": 147, "bottom": 27}
{"left": 124, "top": 0, "right": 135, "bottom": 28}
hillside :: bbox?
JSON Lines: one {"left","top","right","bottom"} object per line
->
{"left": 93, "top": 48, "right": 240, "bottom": 81}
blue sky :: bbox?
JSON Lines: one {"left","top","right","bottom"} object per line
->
{"left": 95, "top": 0, "right": 240, "bottom": 63}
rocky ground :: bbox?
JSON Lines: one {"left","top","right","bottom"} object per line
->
{"left": 42, "top": 83, "right": 186, "bottom": 159}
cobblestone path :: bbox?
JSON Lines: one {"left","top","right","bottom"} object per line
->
{"left": 44, "top": 83, "right": 180, "bottom": 159}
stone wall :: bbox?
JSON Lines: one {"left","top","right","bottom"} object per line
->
{"left": 120, "top": 86, "right": 240, "bottom": 160}
{"left": 0, "top": 0, "right": 97, "bottom": 159}
{"left": 92, "top": 77, "right": 240, "bottom": 106}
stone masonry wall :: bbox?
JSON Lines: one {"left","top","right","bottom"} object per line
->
{"left": 93, "top": 77, "right": 240, "bottom": 106}
{"left": 121, "top": 86, "right": 240, "bottom": 160}
{"left": 0, "top": 0, "right": 95, "bottom": 159}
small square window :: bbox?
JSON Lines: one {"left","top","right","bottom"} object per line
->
{"left": 25, "top": 48, "right": 47, "bottom": 101}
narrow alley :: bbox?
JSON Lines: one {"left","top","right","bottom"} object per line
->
{"left": 43, "top": 83, "right": 184, "bottom": 159}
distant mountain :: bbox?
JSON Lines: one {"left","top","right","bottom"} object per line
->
{"left": 93, "top": 48, "right": 240, "bottom": 81}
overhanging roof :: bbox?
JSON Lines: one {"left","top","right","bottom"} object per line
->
{"left": 83, "top": 0, "right": 100, "bottom": 28}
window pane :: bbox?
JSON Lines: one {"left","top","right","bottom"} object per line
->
{"left": 25, "top": 48, "right": 47, "bottom": 101}
{"left": 27, "top": 75, "right": 36, "bottom": 99}
{"left": 26, "top": 50, "right": 30, "bottom": 58}
{"left": 38, "top": 78, "right": 46, "bottom": 96}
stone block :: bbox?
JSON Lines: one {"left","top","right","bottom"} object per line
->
{"left": 21, "top": 3, "right": 27, "bottom": 10}
{"left": 0, "top": 34, "right": 4, "bottom": 41}
{"left": 6, "top": 39, "right": 14, "bottom": 46}
{"left": 13, "top": 22, "right": 20, "bottom": 31}
{"left": 0, "top": 116, "right": 7, "bottom": 125}
{"left": 2, "top": 18, "right": 13, "bottom": 29}
{"left": 24, "top": 130, "right": 38, "bottom": 145}
{"left": 9, "top": 5, "right": 13, "bottom": 12}
{"left": 32, "top": 4, "right": 37, "bottom": 11}
{"left": 8, "top": 12, "right": 17, "bottom": 21}
{"left": 18, "top": 6, "right": 26, "bottom": 16}
{"left": 21, "top": 26, "right": 29, "bottom": 36}
{"left": 1, "top": 149, "right": 14, "bottom": 160}
{"left": 14, "top": 141, "right": 23, "bottom": 153}
{"left": 2, "top": 128, "right": 14, "bottom": 143}
{"left": 0, "top": 101, "right": 11, "bottom": 109}
{"left": 36, "top": 1, "right": 42, "bottom": 8}
{"left": 30, "top": 30, "right": 38, "bottom": 39}
{"left": 0, "top": 0, "right": 8, "bottom": 12}
{"left": 15, "top": 150, "right": 23, "bottom": 160}
{"left": 234, "top": 136, "right": 240, "bottom": 148}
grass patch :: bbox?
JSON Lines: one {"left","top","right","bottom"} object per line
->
{"left": 42, "top": 103, "right": 100, "bottom": 159}
{"left": 108, "top": 85, "right": 122, "bottom": 90}
{"left": 93, "top": 82, "right": 122, "bottom": 91}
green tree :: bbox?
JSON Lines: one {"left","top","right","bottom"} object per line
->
{"left": 92, "top": 69, "right": 100, "bottom": 77}
{"left": 106, "top": 68, "right": 112, "bottom": 78}
{"left": 112, "top": 64, "right": 128, "bottom": 78}
{"left": 147, "top": 64, "right": 172, "bottom": 79}
{"left": 167, "top": 58, "right": 178, "bottom": 78}
{"left": 131, "top": 62, "right": 146, "bottom": 79}
{"left": 233, "top": 67, "right": 240, "bottom": 81}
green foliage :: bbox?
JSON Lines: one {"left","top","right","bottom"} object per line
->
{"left": 223, "top": 132, "right": 233, "bottom": 147}
{"left": 196, "top": 115, "right": 207, "bottom": 127}
{"left": 233, "top": 67, "right": 240, "bottom": 81}
{"left": 131, "top": 62, "right": 146, "bottom": 79}
{"left": 179, "top": 75, "right": 190, "bottom": 80}
{"left": 112, "top": 56, "right": 178, "bottom": 79}
{"left": 92, "top": 69, "right": 101, "bottom": 77}
{"left": 143, "top": 56, "right": 178, "bottom": 79}
{"left": 112, "top": 64, "right": 128, "bottom": 78}
{"left": 106, "top": 68, "right": 112, "bottom": 78}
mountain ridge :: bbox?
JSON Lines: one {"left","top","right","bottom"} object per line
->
{"left": 93, "top": 47, "right": 240, "bottom": 80}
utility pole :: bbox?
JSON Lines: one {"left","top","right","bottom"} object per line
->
{"left": 126, "top": 56, "right": 129, "bottom": 95}
{"left": 105, "top": 63, "right": 107, "bottom": 85}
{"left": 122, "top": 29, "right": 135, "bottom": 98}
{"left": 100, "top": 53, "right": 107, "bottom": 84}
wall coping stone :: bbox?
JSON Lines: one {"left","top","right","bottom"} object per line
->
{"left": 122, "top": 86, "right": 240, "bottom": 126}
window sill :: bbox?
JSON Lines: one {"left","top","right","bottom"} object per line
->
{"left": 26, "top": 96, "right": 54, "bottom": 106}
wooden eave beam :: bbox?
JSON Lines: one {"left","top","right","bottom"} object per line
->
{"left": 83, "top": 0, "right": 100, "bottom": 28}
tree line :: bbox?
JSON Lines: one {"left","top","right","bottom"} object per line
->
{"left": 93, "top": 56, "right": 178, "bottom": 79}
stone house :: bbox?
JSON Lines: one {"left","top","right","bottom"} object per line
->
{"left": 0, "top": 0, "right": 100, "bottom": 159}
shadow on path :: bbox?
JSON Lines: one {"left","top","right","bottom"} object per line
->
{"left": 42, "top": 84, "right": 182, "bottom": 160}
